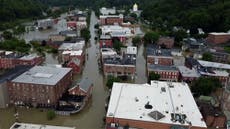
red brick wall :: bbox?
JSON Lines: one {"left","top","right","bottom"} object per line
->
{"left": 148, "top": 69, "right": 179, "bottom": 81}
{"left": 100, "top": 39, "right": 113, "bottom": 48}
{"left": 106, "top": 117, "right": 206, "bottom": 129}
{"left": 100, "top": 17, "right": 123, "bottom": 25}
{"left": 207, "top": 34, "right": 230, "bottom": 44}
{"left": 103, "top": 64, "right": 136, "bottom": 76}
{"left": 147, "top": 56, "right": 173, "bottom": 66}
{"left": 7, "top": 70, "right": 73, "bottom": 106}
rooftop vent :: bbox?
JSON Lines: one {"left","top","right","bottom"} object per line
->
{"left": 144, "top": 101, "right": 153, "bottom": 109}
{"left": 148, "top": 110, "right": 165, "bottom": 120}
{"left": 161, "top": 87, "right": 166, "bottom": 92}
{"left": 171, "top": 113, "right": 187, "bottom": 124}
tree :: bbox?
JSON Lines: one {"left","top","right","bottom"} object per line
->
{"left": 191, "top": 77, "right": 222, "bottom": 96}
{"left": 2, "top": 31, "right": 13, "bottom": 40}
{"left": 202, "top": 52, "right": 213, "bottom": 61}
{"left": 113, "top": 39, "right": 124, "bottom": 52}
{"left": 80, "top": 28, "right": 91, "bottom": 43}
{"left": 47, "top": 110, "right": 56, "bottom": 120}
{"left": 132, "top": 36, "right": 141, "bottom": 46}
{"left": 13, "top": 25, "right": 26, "bottom": 35}
{"left": 143, "top": 32, "right": 159, "bottom": 45}
{"left": 106, "top": 76, "right": 121, "bottom": 89}
{"left": 148, "top": 72, "right": 160, "bottom": 83}
{"left": 171, "top": 30, "right": 188, "bottom": 47}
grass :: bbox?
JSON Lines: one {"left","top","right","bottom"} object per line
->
{"left": 224, "top": 46, "right": 230, "bottom": 54}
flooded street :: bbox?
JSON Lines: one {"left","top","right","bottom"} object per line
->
{"left": 135, "top": 44, "right": 147, "bottom": 83}
{"left": 0, "top": 11, "right": 108, "bottom": 129}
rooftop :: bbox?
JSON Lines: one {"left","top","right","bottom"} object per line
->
{"left": 103, "top": 54, "right": 136, "bottom": 66}
{"left": 10, "top": 123, "right": 75, "bottom": 129}
{"left": 11, "top": 66, "right": 72, "bottom": 85}
{"left": 198, "top": 60, "right": 230, "bottom": 70}
{"left": 62, "top": 50, "right": 83, "bottom": 56}
{"left": 177, "top": 66, "right": 200, "bottom": 78}
{"left": 78, "top": 77, "right": 93, "bottom": 92}
{"left": 59, "top": 41, "right": 85, "bottom": 51}
{"left": 20, "top": 54, "right": 40, "bottom": 60}
{"left": 146, "top": 45, "right": 172, "bottom": 57}
{"left": 107, "top": 81, "right": 207, "bottom": 128}
{"left": 148, "top": 65, "right": 178, "bottom": 71}
{"left": 209, "top": 32, "right": 230, "bottom": 35}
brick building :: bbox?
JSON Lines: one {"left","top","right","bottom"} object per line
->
{"left": 157, "top": 36, "right": 175, "bottom": 49}
{"left": 66, "top": 58, "right": 82, "bottom": 74}
{"left": 146, "top": 46, "right": 173, "bottom": 66}
{"left": 100, "top": 35, "right": 113, "bottom": 48}
{"left": 148, "top": 65, "right": 179, "bottom": 81}
{"left": 62, "top": 50, "right": 85, "bottom": 63}
{"left": 106, "top": 81, "right": 207, "bottom": 129}
{"left": 0, "top": 52, "right": 44, "bottom": 69}
{"left": 100, "top": 14, "right": 123, "bottom": 25}
{"left": 68, "top": 77, "right": 93, "bottom": 101}
{"left": 206, "top": 32, "right": 230, "bottom": 44}
{"left": 8, "top": 66, "right": 73, "bottom": 107}
{"left": 48, "top": 34, "right": 66, "bottom": 42}
{"left": 103, "top": 55, "right": 136, "bottom": 79}
{"left": 177, "top": 66, "right": 200, "bottom": 82}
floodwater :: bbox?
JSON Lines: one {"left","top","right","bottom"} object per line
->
{"left": 0, "top": 12, "right": 108, "bottom": 129}
{"left": 135, "top": 44, "right": 147, "bottom": 83}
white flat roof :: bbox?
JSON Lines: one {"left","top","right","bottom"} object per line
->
{"left": 20, "top": 54, "right": 39, "bottom": 60}
{"left": 10, "top": 123, "right": 75, "bottom": 129}
{"left": 177, "top": 66, "right": 200, "bottom": 78}
{"left": 200, "top": 70, "right": 229, "bottom": 77}
{"left": 209, "top": 32, "right": 230, "bottom": 35}
{"left": 62, "top": 50, "right": 83, "bottom": 56}
{"left": 107, "top": 81, "right": 207, "bottom": 128}
{"left": 198, "top": 60, "right": 230, "bottom": 70}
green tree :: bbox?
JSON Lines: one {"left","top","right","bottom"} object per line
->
{"left": 80, "top": 28, "right": 91, "bottom": 43}
{"left": 191, "top": 77, "right": 222, "bottom": 96}
{"left": 113, "top": 39, "right": 124, "bottom": 52}
{"left": 202, "top": 52, "right": 213, "bottom": 61}
{"left": 2, "top": 31, "right": 13, "bottom": 40}
{"left": 13, "top": 25, "right": 26, "bottom": 35}
{"left": 148, "top": 72, "right": 160, "bottom": 83}
{"left": 143, "top": 32, "right": 159, "bottom": 45}
{"left": 106, "top": 76, "right": 121, "bottom": 89}
{"left": 132, "top": 36, "right": 141, "bottom": 46}
{"left": 171, "top": 30, "right": 188, "bottom": 47}
{"left": 47, "top": 110, "right": 56, "bottom": 120}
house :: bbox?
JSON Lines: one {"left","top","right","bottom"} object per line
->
{"left": 148, "top": 65, "right": 179, "bottom": 81}
{"left": 100, "top": 35, "right": 113, "bottom": 48}
{"left": 8, "top": 66, "right": 73, "bottom": 107}
{"left": 157, "top": 36, "right": 175, "bottom": 49}
{"left": 67, "top": 58, "right": 82, "bottom": 74}
{"left": 59, "top": 30, "right": 77, "bottom": 37}
{"left": 100, "top": 14, "right": 123, "bottom": 25}
{"left": 100, "top": 48, "right": 117, "bottom": 59}
{"left": 106, "top": 81, "right": 207, "bottom": 129}
{"left": 146, "top": 45, "right": 173, "bottom": 66}
{"left": 62, "top": 50, "right": 85, "bottom": 63}
{"left": 207, "top": 32, "right": 230, "bottom": 44}
{"left": 10, "top": 123, "right": 75, "bottom": 129}
{"left": 67, "top": 21, "right": 77, "bottom": 30}
{"left": 58, "top": 40, "right": 85, "bottom": 52}
{"left": 68, "top": 77, "right": 93, "bottom": 100}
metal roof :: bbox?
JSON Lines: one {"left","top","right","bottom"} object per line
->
{"left": 11, "top": 66, "right": 72, "bottom": 85}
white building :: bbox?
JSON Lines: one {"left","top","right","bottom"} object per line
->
{"left": 10, "top": 123, "right": 75, "bottom": 129}
{"left": 100, "top": 7, "right": 116, "bottom": 15}
{"left": 133, "top": 3, "right": 138, "bottom": 12}
{"left": 106, "top": 81, "right": 207, "bottom": 129}
{"left": 101, "top": 25, "right": 133, "bottom": 38}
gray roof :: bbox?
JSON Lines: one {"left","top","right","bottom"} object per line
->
{"left": 148, "top": 65, "right": 178, "bottom": 71}
{"left": 12, "top": 66, "right": 72, "bottom": 85}
{"left": 103, "top": 54, "right": 136, "bottom": 65}
{"left": 146, "top": 45, "right": 172, "bottom": 57}
{"left": 78, "top": 78, "right": 93, "bottom": 92}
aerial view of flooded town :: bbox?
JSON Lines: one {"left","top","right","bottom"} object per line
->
{"left": 0, "top": 0, "right": 230, "bottom": 129}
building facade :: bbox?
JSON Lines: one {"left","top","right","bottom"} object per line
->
{"left": 8, "top": 66, "right": 73, "bottom": 107}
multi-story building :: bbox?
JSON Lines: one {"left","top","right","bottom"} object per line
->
{"left": 8, "top": 66, "right": 73, "bottom": 107}
{"left": 100, "top": 14, "right": 123, "bottom": 25}
{"left": 146, "top": 46, "right": 173, "bottom": 66}
{"left": 103, "top": 55, "right": 136, "bottom": 79}
{"left": 177, "top": 66, "right": 200, "bottom": 82}
{"left": 0, "top": 52, "right": 44, "bottom": 69}
{"left": 106, "top": 81, "right": 207, "bottom": 129}
{"left": 207, "top": 32, "right": 230, "bottom": 44}
{"left": 148, "top": 65, "right": 179, "bottom": 81}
